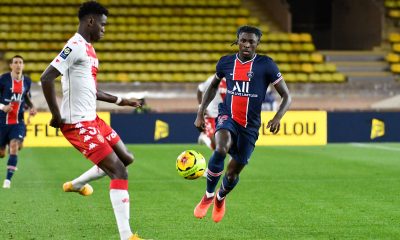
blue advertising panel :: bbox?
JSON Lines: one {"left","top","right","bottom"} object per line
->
{"left": 111, "top": 113, "right": 199, "bottom": 143}
{"left": 328, "top": 112, "right": 400, "bottom": 142}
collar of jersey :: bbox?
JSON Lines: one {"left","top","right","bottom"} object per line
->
{"left": 236, "top": 53, "right": 257, "bottom": 64}
{"left": 75, "top": 32, "right": 89, "bottom": 44}
{"left": 10, "top": 73, "right": 24, "bottom": 81}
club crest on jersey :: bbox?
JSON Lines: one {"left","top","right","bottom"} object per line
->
{"left": 60, "top": 47, "right": 72, "bottom": 59}
{"left": 247, "top": 71, "right": 254, "bottom": 78}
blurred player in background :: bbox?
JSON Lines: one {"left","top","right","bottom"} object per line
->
{"left": 40, "top": 2, "right": 148, "bottom": 240}
{"left": 0, "top": 55, "right": 36, "bottom": 189}
{"left": 197, "top": 75, "right": 226, "bottom": 150}
{"left": 261, "top": 86, "right": 278, "bottom": 111}
{"left": 194, "top": 26, "right": 292, "bottom": 222}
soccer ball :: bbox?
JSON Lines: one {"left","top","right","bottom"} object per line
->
{"left": 176, "top": 150, "right": 206, "bottom": 180}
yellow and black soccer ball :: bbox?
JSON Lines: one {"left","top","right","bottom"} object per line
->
{"left": 176, "top": 150, "right": 206, "bottom": 180}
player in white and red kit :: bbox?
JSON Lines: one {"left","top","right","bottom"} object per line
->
{"left": 40, "top": 2, "right": 147, "bottom": 240}
{"left": 197, "top": 75, "right": 226, "bottom": 150}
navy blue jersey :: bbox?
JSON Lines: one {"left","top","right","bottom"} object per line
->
{"left": 0, "top": 73, "right": 31, "bottom": 124}
{"left": 216, "top": 53, "right": 283, "bottom": 132}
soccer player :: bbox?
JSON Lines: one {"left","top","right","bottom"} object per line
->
{"left": 0, "top": 55, "right": 37, "bottom": 189}
{"left": 40, "top": 2, "right": 148, "bottom": 240}
{"left": 197, "top": 75, "right": 226, "bottom": 151}
{"left": 194, "top": 25, "right": 292, "bottom": 222}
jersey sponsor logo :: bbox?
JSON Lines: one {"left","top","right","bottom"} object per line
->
{"left": 60, "top": 47, "right": 72, "bottom": 59}
{"left": 9, "top": 93, "right": 23, "bottom": 102}
{"left": 232, "top": 81, "right": 250, "bottom": 93}
{"left": 75, "top": 123, "right": 83, "bottom": 128}
{"left": 106, "top": 130, "right": 117, "bottom": 141}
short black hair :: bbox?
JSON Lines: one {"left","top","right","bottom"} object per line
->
{"left": 9, "top": 55, "right": 24, "bottom": 64}
{"left": 78, "top": 1, "right": 108, "bottom": 20}
{"left": 236, "top": 25, "right": 262, "bottom": 40}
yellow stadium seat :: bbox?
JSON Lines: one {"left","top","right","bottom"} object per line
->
{"left": 389, "top": 9, "right": 400, "bottom": 18}
{"left": 288, "top": 54, "right": 300, "bottom": 62}
{"left": 299, "top": 53, "right": 311, "bottom": 62}
{"left": 296, "top": 73, "right": 309, "bottom": 82}
{"left": 332, "top": 73, "right": 346, "bottom": 82}
{"left": 325, "top": 63, "right": 337, "bottom": 72}
{"left": 300, "top": 33, "right": 312, "bottom": 42}
{"left": 386, "top": 52, "right": 400, "bottom": 62}
{"left": 301, "top": 63, "right": 314, "bottom": 73}
{"left": 280, "top": 43, "right": 292, "bottom": 52}
{"left": 279, "top": 63, "right": 291, "bottom": 72}
{"left": 311, "top": 53, "right": 324, "bottom": 63}
{"left": 320, "top": 73, "right": 333, "bottom": 82}
{"left": 290, "top": 64, "right": 301, "bottom": 72}
{"left": 283, "top": 73, "right": 296, "bottom": 82}
{"left": 302, "top": 43, "right": 316, "bottom": 52}
{"left": 288, "top": 33, "right": 301, "bottom": 42}
{"left": 309, "top": 73, "right": 321, "bottom": 82}
{"left": 389, "top": 33, "right": 400, "bottom": 43}
{"left": 116, "top": 73, "right": 129, "bottom": 82}
{"left": 29, "top": 73, "right": 41, "bottom": 82}
{"left": 391, "top": 63, "right": 400, "bottom": 73}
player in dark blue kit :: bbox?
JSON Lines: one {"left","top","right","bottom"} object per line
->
{"left": 194, "top": 26, "right": 292, "bottom": 222}
{"left": 0, "top": 55, "right": 36, "bottom": 188}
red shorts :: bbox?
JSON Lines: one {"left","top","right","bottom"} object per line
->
{"left": 204, "top": 117, "right": 216, "bottom": 139}
{"left": 61, "top": 116, "right": 121, "bottom": 164}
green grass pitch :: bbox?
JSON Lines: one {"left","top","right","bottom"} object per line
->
{"left": 0, "top": 143, "right": 399, "bottom": 239}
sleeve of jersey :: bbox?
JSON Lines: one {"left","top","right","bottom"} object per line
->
{"left": 215, "top": 58, "right": 226, "bottom": 80}
{"left": 50, "top": 43, "right": 79, "bottom": 75}
{"left": 267, "top": 59, "right": 284, "bottom": 85}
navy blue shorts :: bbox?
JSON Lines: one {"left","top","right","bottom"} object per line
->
{"left": 0, "top": 123, "right": 26, "bottom": 147}
{"left": 215, "top": 115, "right": 258, "bottom": 165}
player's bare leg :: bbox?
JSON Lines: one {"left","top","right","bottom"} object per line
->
{"left": 212, "top": 158, "right": 245, "bottom": 222}
{"left": 194, "top": 129, "right": 231, "bottom": 218}
{"left": 3, "top": 139, "right": 20, "bottom": 188}
{"left": 64, "top": 140, "right": 134, "bottom": 195}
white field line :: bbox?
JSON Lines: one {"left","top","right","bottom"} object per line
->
{"left": 350, "top": 143, "right": 400, "bottom": 152}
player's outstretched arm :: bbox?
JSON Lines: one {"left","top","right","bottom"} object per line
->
{"left": 267, "top": 79, "right": 292, "bottom": 134}
{"left": 96, "top": 90, "right": 141, "bottom": 107}
{"left": 40, "top": 65, "right": 63, "bottom": 128}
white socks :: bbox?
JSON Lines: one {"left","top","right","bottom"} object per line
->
{"left": 71, "top": 165, "right": 106, "bottom": 189}
{"left": 206, "top": 191, "right": 215, "bottom": 199}
{"left": 110, "top": 189, "right": 132, "bottom": 240}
